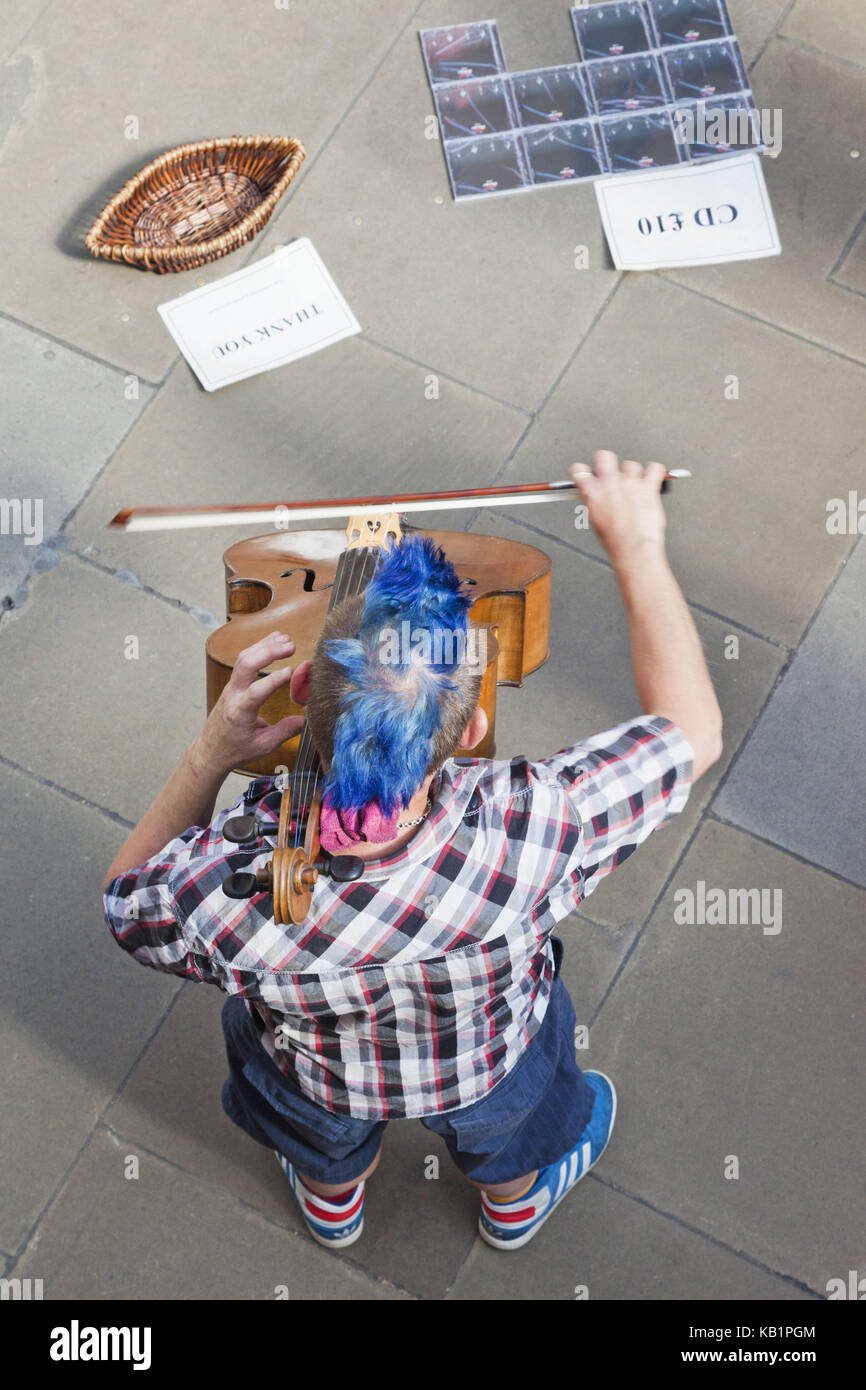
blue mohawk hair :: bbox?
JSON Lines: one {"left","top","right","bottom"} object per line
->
{"left": 321, "top": 535, "right": 475, "bottom": 816}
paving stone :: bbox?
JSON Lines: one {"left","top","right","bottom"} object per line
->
{"left": 105, "top": 983, "right": 477, "bottom": 1299}
{"left": 667, "top": 39, "right": 866, "bottom": 366}
{"left": 714, "top": 539, "right": 866, "bottom": 886}
{"left": 0, "top": 0, "right": 48, "bottom": 62}
{"left": 494, "top": 274, "right": 866, "bottom": 645}
{"left": 0, "top": 762, "right": 179, "bottom": 1253}
{"left": 727, "top": 2, "right": 796, "bottom": 63}
{"left": 468, "top": 509, "right": 785, "bottom": 927}
{"left": 253, "top": 1, "right": 621, "bottom": 413}
{"left": 446, "top": 1178, "right": 810, "bottom": 1299}
{"left": 0, "top": 0, "right": 419, "bottom": 381}
{"left": 1, "top": 0, "right": 862, "bottom": 1308}
{"left": 781, "top": 0, "right": 866, "bottom": 69}
{"left": 67, "top": 338, "right": 528, "bottom": 616}
{"left": 12, "top": 1129, "right": 411, "bottom": 1300}
{"left": 589, "top": 820, "right": 866, "bottom": 1290}
{"left": 831, "top": 220, "right": 866, "bottom": 297}
{"left": 556, "top": 911, "right": 633, "bottom": 1029}
{"left": 0, "top": 316, "right": 153, "bottom": 606}
{"left": 0, "top": 555, "right": 215, "bottom": 822}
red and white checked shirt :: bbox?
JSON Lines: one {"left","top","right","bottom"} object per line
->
{"left": 103, "top": 716, "right": 693, "bottom": 1120}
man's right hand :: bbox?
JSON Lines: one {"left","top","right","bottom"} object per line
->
{"left": 570, "top": 450, "right": 667, "bottom": 570}
{"left": 570, "top": 450, "right": 722, "bottom": 781}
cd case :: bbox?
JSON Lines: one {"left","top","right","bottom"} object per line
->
{"left": 662, "top": 38, "right": 747, "bottom": 101}
{"left": 420, "top": 8, "right": 758, "bottom": 199}
{"left": 673, "top": 94, "right": 765, "bottom": 158}
{"left": 444, "top": 131, "right": 531, "bottom": 199}
{"left": 646, "top": 0, "right": 732, "bottom": 47}
{"left": 600, "top": 109, "right": 685, "bottom": 171}
{"left": 586, "top": 52, "right": 670, "bottom": 113}
{"left": 420, "top": 21, "right": 506, "bottom": 85}
{"left": 435, "top": 75, "right": 517, "bottom": 137}
{"left": 572, "top": 3, "right": 654, "bottom": 60}
{"left": 511, "top": 65, "right": 591, "bottom": 125}
{"left": 524, "top": 120, "right": 606, "bottom": 183}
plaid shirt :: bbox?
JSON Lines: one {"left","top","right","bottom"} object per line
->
{"left": 104, "top": 716, "right": 692, "bottom": 1120}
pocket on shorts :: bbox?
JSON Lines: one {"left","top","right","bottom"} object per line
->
{"left": 440, "top": 1017, "right": 557, "bottom": 1152}
{"left": 240, "top": 1052, "right": 363, "bottom": 1149}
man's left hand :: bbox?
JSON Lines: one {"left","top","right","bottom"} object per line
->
{"left": 194, "top": 631, "right": 307, "bottom": 774}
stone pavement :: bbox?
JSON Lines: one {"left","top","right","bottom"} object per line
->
{"left": 1, "top": 0, "right": 864, "bottom": 1301}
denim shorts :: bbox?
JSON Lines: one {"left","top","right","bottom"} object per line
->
{"left": 220, "top": 935, "right": 596, "bottom": 1186}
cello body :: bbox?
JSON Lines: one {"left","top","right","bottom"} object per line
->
{"left": 206, "top": 527, "right": 552, "bottom": 777}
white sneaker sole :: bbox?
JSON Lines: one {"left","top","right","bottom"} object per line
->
{"left": 478, "top": 1072, "right": 617, "bottom": 1252}
{"left": 275, "top": 1151, "right": 365, "bottom": 1248}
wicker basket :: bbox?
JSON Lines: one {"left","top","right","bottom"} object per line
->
{"left": 85, "top": 136, "right": 305, "bottom": 274}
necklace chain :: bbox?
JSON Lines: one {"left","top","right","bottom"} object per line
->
{"left": 397, "top": 796, "right": 432, "bottom": 830}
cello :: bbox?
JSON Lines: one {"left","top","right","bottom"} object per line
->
{"left": 109, "top": 473, "right": 688, "bottom": 924}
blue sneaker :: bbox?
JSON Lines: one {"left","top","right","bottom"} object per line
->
{"left": 274, "top": 1152, "right": 365, "bottom": 1249}
{"left": 478, "top": 1071, "right": 617, "bottom": 1250}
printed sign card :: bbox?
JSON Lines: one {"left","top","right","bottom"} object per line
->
{"left": 157, "top": 239, "right": 360, "bottom": 391}
{"left": 594, "top": 152, "right": 781, "bottom": 268}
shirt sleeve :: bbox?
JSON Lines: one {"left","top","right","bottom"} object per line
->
{"left": 102, "top": 776, "right": 277, "bottom": 981}
{"left": 528, "top": 715, "right": 694, "bottom": 902}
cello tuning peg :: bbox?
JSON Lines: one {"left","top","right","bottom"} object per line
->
{"left": 222, "top": 871, "right": 260, "bottom": 899}
{"left": 223, "top": 815, "right": 261, "bottom": 843}
{"left": 316, "top": 853, "right": 364, "bottom": 883}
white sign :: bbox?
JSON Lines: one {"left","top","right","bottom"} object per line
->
{"left": 594, "top": 154, "right": 781, "bottom": 271}
{"left": 158, "top": 238, "right": 361, "bottom": 390}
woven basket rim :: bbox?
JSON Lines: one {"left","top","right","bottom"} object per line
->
{"left": 85, "top": 135, "right": 305, "bottom": 267}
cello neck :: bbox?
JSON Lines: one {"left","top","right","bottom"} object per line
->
{"left": 286, "top": 520, "right": 398, "bottom": 791}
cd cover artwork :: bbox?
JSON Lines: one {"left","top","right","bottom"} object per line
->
{"left": 601, "top": 109, "right": 685, "bottom": 170}
{"left": 435, "top": 76, "right": 517, "bottom": 138}
{"left": 672, "top": 95, "right": 764, "bottom": 159}
{"left": 511, "top": 65, "right": 591, "bottom": 125}
{"left": 662, "top": 38, "right": 747, "bottom": 101}
{"left": 572, "top": 2, "right": 653, "bottom": 60}
{"left": 587, "top": 53, "right": 669, "bottom": 113}
{"left": 647, "top": 0, "right": 732, "bottom": 47}
{"left": 419, "top": 11, "right": 761, "bottom": 200}
{"left": 524, "top": 120, "right": 606, "bottom": 183}
{"left": 419, "top": 22, "right": 506, "bottom": 85}
{"left": 445, "top": 131, "right": 531, "bottom": 198}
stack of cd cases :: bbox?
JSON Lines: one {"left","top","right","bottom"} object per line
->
{"left": 420, "top": 2, "right": 765, "bottom": 200}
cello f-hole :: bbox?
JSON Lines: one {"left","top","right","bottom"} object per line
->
{"left": 279, "top": 568, "right": 334, "bottom": 593}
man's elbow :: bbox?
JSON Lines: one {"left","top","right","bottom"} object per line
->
{"left": 692, "top": 713, "right": 723, "bottom": 781}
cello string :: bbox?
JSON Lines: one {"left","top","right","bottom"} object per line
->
{"left": 293, "top": 542, "right": 356, "bottom": 847}
{"left": 289, "top": 533, "right": 384, "bottom": 849}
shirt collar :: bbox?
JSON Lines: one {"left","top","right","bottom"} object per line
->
{"left": 348, "top": 758, "right": 484, "bottom": 881}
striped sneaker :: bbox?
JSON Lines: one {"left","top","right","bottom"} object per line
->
{"left": 478, "top": 1071, "right": 617, "bottom": 1251}
{"left": 274, "top": 1152, "right": 365, "bottom": 1248}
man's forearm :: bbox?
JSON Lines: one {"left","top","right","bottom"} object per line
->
{"left": 102, "top": 738, "right": 227, "bottom": 892}
{"left": 614, "top": 541, "right": 722, "bottom": 778}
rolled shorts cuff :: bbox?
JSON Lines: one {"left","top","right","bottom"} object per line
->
{"left": 220, "top": 996, "right": 386, "bottom": 1185}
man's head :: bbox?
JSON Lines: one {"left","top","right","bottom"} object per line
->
{"left": 298, "top": 536, "right": 487, "bottom": 827}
